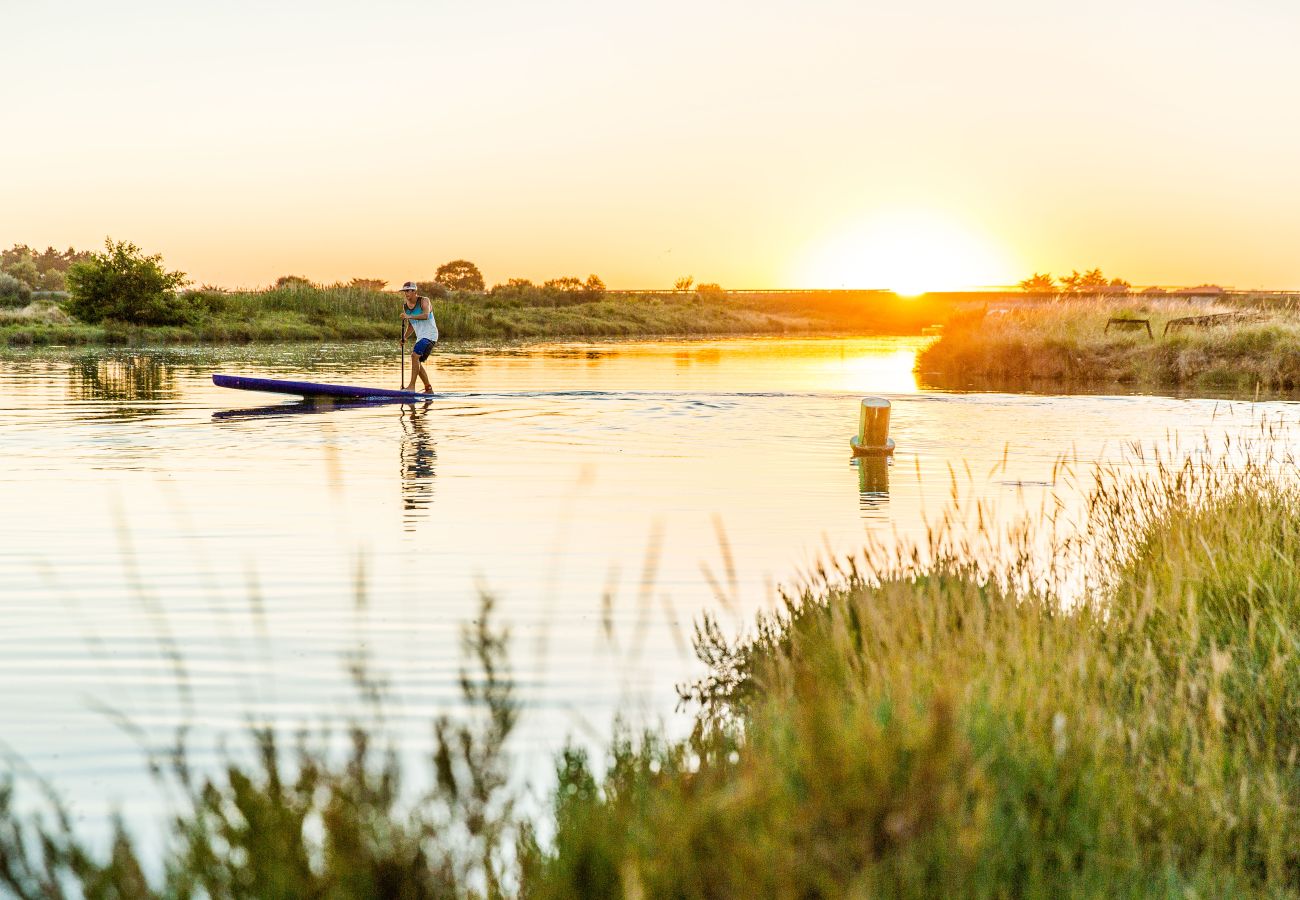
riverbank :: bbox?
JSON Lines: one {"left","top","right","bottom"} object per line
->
{"left": 917, "top": 298, "right": 1300, "bottom": 389}
{"left": 0, "top": 286, "right": 955, "bottom": 346}
{"left": 5, "top": 443, "right": 1300, "bottom": 896}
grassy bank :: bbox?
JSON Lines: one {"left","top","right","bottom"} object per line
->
{"left": 0, "top": 286, "right": 955, "bottom": 347}
{"left": 8, "top": 447, "right": 1300, "bottom": 895}
{"left": 918, "top": 298, "right": 1300, "bottom": 389}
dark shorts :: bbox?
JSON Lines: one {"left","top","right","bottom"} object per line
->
{"left": 412, "top": 338, "right": 436, "bottom": 361}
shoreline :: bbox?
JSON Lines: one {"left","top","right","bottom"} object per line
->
{"left": 917, "top": 297, "right": 1300, "bottom": 391}
{"left": 0, "top": 287, "right": 958, "bottom": 349}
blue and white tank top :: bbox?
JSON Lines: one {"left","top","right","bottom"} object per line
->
{"left": 410, "top": 298, "right": 438, "bottom": 342}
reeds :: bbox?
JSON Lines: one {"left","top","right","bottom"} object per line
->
{"left": 919, "top": 298, "right": 1300, "bottom": 390}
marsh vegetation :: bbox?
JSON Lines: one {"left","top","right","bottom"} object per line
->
{"left": 920, "top": 297, "right": 1300, "bottom": 389}
{"left": 0, "top": 284, "right": 958, "bottom": 347}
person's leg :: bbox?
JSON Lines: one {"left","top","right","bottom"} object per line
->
{"left": 407, "top": 351, "right": 421, "bottom": 391}
{"left": 416, "top": 340, "right": 434, "bottom": 392}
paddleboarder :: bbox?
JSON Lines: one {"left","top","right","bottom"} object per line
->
{"left": 399, "top": 281, "right": 437, "bottom": 393}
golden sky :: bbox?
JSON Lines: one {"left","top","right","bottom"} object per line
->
{"left": 4, "top": 0, "right": 1299, "bottom": 291}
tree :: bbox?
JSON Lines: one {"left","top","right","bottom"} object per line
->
{"left": 435, "top": 260, "right": 485, "bottom": 293}
{"left": 506, "top": 278, "right": 534, "bottom": 289}
{"left": 0, "top": 272, "right": 31, "bottom": 305}
{"left": 1017, "top": 273, "right": 1056, "bottom": 293}
{"left": 275, "top": 275, "right": 315, "bottom": 290}
{"left": 4, "top": 257, "right": 39, "bottom": 289}
{"left": 349, "top": 278, "right": 387, "bottom": 291}
{"left": 674, "top": 276, "right": 694, "bottom": 292}
{"left": 696, "top": 282, "right": 724, "bottom": 299}
{"left": 583, "top": 274, "right": 605, "bottom": 295}
{"left": 543, "top": 276, "right": 584, "bottom": 292}
{"left": 1059, "top": 268, "right": 1113, "bottom": 295}
{"left": 0, "top": 244, "right": 33, "bottom": 272}
{"left": 66, "top": 239, "right": 190, "bottom": 325}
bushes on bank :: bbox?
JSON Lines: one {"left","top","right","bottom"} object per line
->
{"left": 0, "top": 272, "right": 31, "bottom": 307}
{"left": 66, "top": 240, "right": 193, "bottom": 326}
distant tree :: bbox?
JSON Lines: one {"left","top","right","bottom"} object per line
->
{"left": 61, "top": 247, "right": 94, "bottom": 271}
{"left": 3, "top": 256, "right": 40, "bottom": 289}
{"left": 66, "top": 239, "right": 191, "bottom": 325}
{"left": 1109, "top": 277, "right": 1131, "bottom": 289}
{"left": 275, "top": 275, "right": 315, "bottom": 290}
{"left": 349, "top": 277, "right": 387, "bottom": 291}
{"left": 696, "top": 282, "right": 725, "bottom": 299}
{"left": 1176, "top": 284, "right": 1225, "bottom": 297}
{"left": 2, "top": 244, "right": 92, "bottom": 286}
{"left": 1079, "top": 269, "right": 1109, "bottom": 291}
{"left": 0, "top": 244, "right": 34, "bottom": 271}
{"left": 38, "top": 269, "right": 66, "bottom": 292}
{"left": 674, "top": 276, "right": 694, "bottom": 292}
{"left": 435, "top": 260, "right": 485, "bottom": 293}
{"left": 544, "top": 276, "right": 585, "bottom": 292}
{"left": 35, "top": 246, "right": 64, "bottom": 274}
{"left": 416, "top": 281, "right": 452, "bottom": 299}
{"left": 1017, "top": 273, "right": 1056, "bottom": 293}
{"left": 488, "top": 278, "right": 535, "bottom": 298}
{"left": 1057, "top": 268, "right": 1115, "bottom": 295}
{"left": 584, "top": 274, "right": 606, "bottom": 295}
{"left": 0, "top": 271, "right": 31, "bottom": 305}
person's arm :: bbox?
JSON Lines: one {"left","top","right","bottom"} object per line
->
{"left": 405, "top": 297, "right": 432, "bottom": 320}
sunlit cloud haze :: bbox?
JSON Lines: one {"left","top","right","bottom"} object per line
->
{"left": 4, "top": 0, "right": 1299, "bottom": 290}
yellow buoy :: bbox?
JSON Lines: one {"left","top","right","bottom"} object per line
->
{"left": 850, "top": 397, "right": 895, "bottom": 456}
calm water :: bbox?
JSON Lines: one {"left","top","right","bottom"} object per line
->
{"left": 0, "top": 336, "right": 1291, "bottom": 837}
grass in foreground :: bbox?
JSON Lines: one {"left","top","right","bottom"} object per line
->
{"left": 6, "top": 445, "right": 1300, "bottom": 896}
{"left": 918, "top": 297, "right": 1300, "bottom": 389}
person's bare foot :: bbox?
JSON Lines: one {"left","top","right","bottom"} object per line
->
{"left": 423, "top": 386, "right": 434, "bottom": 394}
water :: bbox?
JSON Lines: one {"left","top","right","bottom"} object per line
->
{"left": 0, "top": 336, "right": 1291, "bottom": 839}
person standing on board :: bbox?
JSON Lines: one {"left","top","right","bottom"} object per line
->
{"left": 399, "top": 280, "right": 437, "bottom": 393}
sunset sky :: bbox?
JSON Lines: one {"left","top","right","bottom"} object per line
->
{"left": 4, "top": 0, "right": 1299, "bottom": 291}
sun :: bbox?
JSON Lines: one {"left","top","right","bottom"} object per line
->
{"left": 796, "top": 211, "right": 1013, "bottom": 294}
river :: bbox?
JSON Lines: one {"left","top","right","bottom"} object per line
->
{"left": 0, "top": 336, "right": 1289, "bottom": 842}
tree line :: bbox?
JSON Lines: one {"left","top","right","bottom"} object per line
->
{"left": 1019, "top": 269, "right": 1225, "bottom": 296}
{"left": 0, "top": 243, "right": 94, "bottom": 301}
{"left": 1018, "top": 269, "right": 1131, "bottom": 294}
{"left": 3, "top": 237, "right": 735, "bottom": 323}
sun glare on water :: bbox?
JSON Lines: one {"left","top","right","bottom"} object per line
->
{"left": 798, "top": 212, "right": 1013, "bottom": 294}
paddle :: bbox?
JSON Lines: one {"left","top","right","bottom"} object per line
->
{"left": 400, "top": 316, "right": 406, "bottom": 389}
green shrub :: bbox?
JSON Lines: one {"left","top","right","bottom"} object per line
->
{"left": 0, "top": 272, "right": 30, "bottom": 307}
{"left": 66, "top": 240, "right": 191, "bottom": 326}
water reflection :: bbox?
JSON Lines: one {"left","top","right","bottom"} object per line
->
{"left": 72, "top": 354, "right": 176, "bottom": 414}
{"left": 853, "top": 456, "right": 891, "bottom": 518}
{"left": 399, "top": 402, "right": 437, "bottom": 528}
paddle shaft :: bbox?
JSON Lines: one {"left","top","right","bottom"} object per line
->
{"left": 400, "top": 319, "right": 405, "bottom": 388}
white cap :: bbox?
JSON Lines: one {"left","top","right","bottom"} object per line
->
{"left": 400, "top": 281, "right": 419, "bottom": 292}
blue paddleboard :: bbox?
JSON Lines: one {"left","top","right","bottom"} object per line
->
{"left": 213, "top": 374, "right": 435, "bottom": 400}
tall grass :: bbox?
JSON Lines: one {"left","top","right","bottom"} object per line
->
{"left": 919, "top": 298, "right": 1300, "bottom": 389}
{"left": 7, "top": 443, "right": 1300, "bottom": 896}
